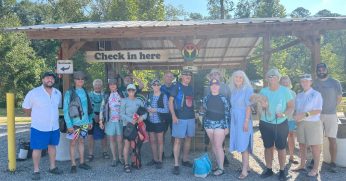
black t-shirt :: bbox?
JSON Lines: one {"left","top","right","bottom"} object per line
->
{"left": 206, "top": 95, "right": 225, "bottom": 121}
{"left": 170, "top": 83, "right": 195, "bottom": 119}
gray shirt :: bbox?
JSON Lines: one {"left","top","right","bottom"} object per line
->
{"left": 313, "top": 77, "right": 342, "bottom": 114}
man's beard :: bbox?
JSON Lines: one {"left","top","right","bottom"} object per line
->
{"left": 317, "top": 73, "right": 328, "bottom": 79}
{"left": 43, "top": 82, "right": 54, "bottom": 88}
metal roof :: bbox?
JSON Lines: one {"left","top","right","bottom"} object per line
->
{"left": 4, "top": 17, "right": 346, "bottom": 70}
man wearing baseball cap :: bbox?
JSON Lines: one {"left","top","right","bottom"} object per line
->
{"left": 169, "top": 70, "right": 195, "bottom": 175}
{"left": 313, "top": 63, "right": 342, "bottom": 172}
{"left": 23, "top": 71, "right": 63, "bottom": 180}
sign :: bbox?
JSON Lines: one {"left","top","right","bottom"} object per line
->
{"left": 183, "top": 66, "right": 198, "bottom": 73}
{"left": 57, "top": 60, "right": 73, "bottom": 74}
{"left": 182, "top": 43, "right": 199, "bottom": 62}
{"left": 85, "top": 50, "right": 168, "bottom": 63}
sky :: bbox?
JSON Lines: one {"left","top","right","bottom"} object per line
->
{"left": 164, "top": 0, "right": 346, "bottom": 17}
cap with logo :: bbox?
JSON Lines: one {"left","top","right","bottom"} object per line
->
{"left": 209, "top": 78, "right": 220, "bottom": 86}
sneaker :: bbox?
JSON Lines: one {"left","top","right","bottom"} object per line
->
{"left": 278, "top": 170, "right": 286, "bottom": 181}
{"left": 31, "top": 172, "right": 40, "bottom": 180}
{"left": 146, "top": 159, "right": 157, "bottom": 166}
{"left": 260, "top": 168, "right": 273, "bottom": 179}
{"left": 48, "top": 167, "right": 63, "bottom": 175}
{"left": 70, "top": 166, "right": 77, "bottom": 173}
{"left": 329, "top": 162, "right": 337, "bottom": 173}
{"left": 173, "top": 166, "right": 180, "bottom": 175}
{"left": 156, "top": 162, "right": 163, "bottom": 169}
{"left": 182, "top": 160, "right": 193, "bottom": 168}
{"left": 111, "top": 160, "right": 118, "bottom": 167}
{"left": 79, "top": 163, "right": 91, "bottom": 170}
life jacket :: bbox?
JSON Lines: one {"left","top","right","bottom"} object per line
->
{"left": 68, "top": 87, "right": 93, "bottom": 120}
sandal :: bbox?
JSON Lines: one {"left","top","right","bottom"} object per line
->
{"left": 87, "top": 155, "right": 94, "bottom": 162}
{"left": 103, "top": 152, "right": 110, "bottom": 159}
{"left": 307, "top": 170, "right": 319, "bottom": 177}
{"left": 238, "top": 173, "right": 248, "bottom": 180}
{"left": 213, "top": 168, "right": 224, "bottom": 176}
{"left": 124, "top": 164, "right": 131, "bottom": 173}
{"left": 289, "top": 159, "right": 299, "bottom": 165}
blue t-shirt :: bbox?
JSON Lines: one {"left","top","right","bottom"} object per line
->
{"left": 259, "top": 86, "right": 293, "bottom": 124}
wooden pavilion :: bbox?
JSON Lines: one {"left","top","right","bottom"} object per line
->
{"left": 5, "top": 17, "right": 346, "bottom": 92}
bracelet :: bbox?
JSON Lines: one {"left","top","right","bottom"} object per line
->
{"left": 282, "top": 113, "right": 286, "bottom": 117}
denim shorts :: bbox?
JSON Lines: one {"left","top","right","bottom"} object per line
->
{"left": 203, "top": 119, "right": 228, "bottom": 129}
{"left": 288, "top": 120, "right": 297, "bottom": 131}
{"left": 172, "top": 119, "right": 195, "bottom": 138}
{"left": 30, "top": 128, "right": 60, "bottom": 149}
{"left": 105, "top": 121, "right": 123, "bottom": 136}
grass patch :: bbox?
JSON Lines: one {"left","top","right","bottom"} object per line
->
{"left": 0, "top": 107, "right": 26, "bottom": 117}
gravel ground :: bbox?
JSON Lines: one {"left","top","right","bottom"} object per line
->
{"left": 0, "top": 122, "right": 345, "bottom": 181}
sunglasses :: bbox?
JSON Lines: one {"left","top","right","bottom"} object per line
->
{"left": 75, "top": 78, "right": 84, "bottom": 81}
{"left": 127, "top": 89, "right": 136, "bottom": 92}
{"left": 267, "top": 75, "right": 277, "bottom": 79}
{"left": 152, "top": 83, "right": 161, "bottom": 86}
{"left": 300, "top": 75, "right": 312, "bottom": 79}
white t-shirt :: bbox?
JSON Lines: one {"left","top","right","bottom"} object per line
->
{"left": 22, "top": 85, "right": 62, "bottom": 131}
{"left": 295, "top": 88, "right": 323, "bottom": 122}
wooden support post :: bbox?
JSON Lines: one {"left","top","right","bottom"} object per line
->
{"left": 297, "top": 32, "right": 321, "bottom": 79}
{"left": 263, "top": 34, "right": 271, "bottom": 86}
{"left": 60, "top": 40, "right": 86, "bottom": 94}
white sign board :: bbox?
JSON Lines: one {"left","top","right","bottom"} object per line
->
{"left": 183, "top": 66, "right": 198, "bottom": 73}
{"left": 57, "top": 60, "right": 73, "bottom": 74}
{"left": 85, "top": 50, "right": 168, "bottom": 63}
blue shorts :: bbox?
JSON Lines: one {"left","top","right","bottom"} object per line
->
{"left": 105, "top": 121, "right": 123, "bottom": 136}
{"left": 93, "top": 123, "right": 105, "bottom": 140}
{"left": 30, "top": 128, "right": 60, "bottom": 150}
{"left": 172, "top": 119, "right": 195, "bottom": 138}
{"left": 288, "top": 120, "right": 297, "bottom": 131}
{"left": 203, "top": 119, "right": 228, "bottom": 129}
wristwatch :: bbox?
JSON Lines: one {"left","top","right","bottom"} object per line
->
{"left": 282, "top": 113, "right": 286, "bottom": 117}
{"left": 305, "top": 112, "right": 310, "bottom": 117}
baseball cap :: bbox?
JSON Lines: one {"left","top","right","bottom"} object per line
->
{"left": 300, "top": 74, "right": 312, "bottom": 81}
{"left": 42, "top": 71, "right": 56, "bottom": 79}
{"left": 151, "top": 79, "right": 161, "bottom": 86}
{"left": 126, "top": 84, "right": 136, "bottom": 90}
{"left": 209, "top": 79, "right": 220, "bottom": 86}
{"left": 181, "top": 70, "right": 192, "bottom": 76}
{"left": 316, "top": 63, "right": 328, "bottom": 71}
{"left": 73, "top": 71, "right": 86, "bottom": 79}
{"left": 266, "top": 68, "right": 281, "bottom": 78}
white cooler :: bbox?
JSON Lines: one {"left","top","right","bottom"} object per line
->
{"left": 56, "top": 133, "right": 79, "bottom": 161}
{"left": 323, "top": 121, "right": 346, "bottom": 167}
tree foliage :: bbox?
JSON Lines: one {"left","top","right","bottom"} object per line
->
{"left": 207, "top": 0, "right": 234, "bottom": 19}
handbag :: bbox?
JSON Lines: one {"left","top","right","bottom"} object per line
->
{"left": 193, "top": 153, "right": 212, "bottom": 178}
{"left": 123, "top": 122, "right": 138, "bottom": 141}
{"left": 59, "top": 115, "right": 67, "bottom": 133}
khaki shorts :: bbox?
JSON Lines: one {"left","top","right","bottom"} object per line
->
{"left": 321, "top": 114, "right": 338, "bottom": 138}
{"left": 297, "top": 121, "right": 323, "bottom": 145}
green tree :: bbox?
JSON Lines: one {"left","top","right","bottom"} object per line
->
{"left": 290, "top": 7, "right": 310, "bottom": 18}
{"left": 234, "top": 0, "right": 255, "bottom": 18}
{"left": 207, "top": 0, "right": 234, "bottom": 19}
{"left": 254, "top": 0, "right": 286, "bottom": 18}
{"left": 0, "top": 14, "right": 46, "bottom": 105}
{"left": 164, "top": 4, "right": 187, "bottom": 20}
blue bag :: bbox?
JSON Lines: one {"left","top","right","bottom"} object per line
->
{"left": 193, "top": 153, "right": 212, "bottom": 178}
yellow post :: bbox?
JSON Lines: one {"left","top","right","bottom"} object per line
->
{"left": 6, "top": 93, "right": 16, "bottom": 172}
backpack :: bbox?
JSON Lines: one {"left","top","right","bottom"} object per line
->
{"left": 147, "top": 93, "right": 170, "bottom": 122}
{"left": 173, "top": 83, "right": 184, "bottom": 111}
{"left": 123, "top": 122, "right": 138, "bottom": 141}
{"left": 68, "top": 87, "right": 93, "bottom": 120}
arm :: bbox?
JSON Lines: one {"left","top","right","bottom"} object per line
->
{"left": 133, "top": 77, "right": 144, "bottom": 90}
{"left": 169, "top": 96, "right": 178, "bottom": 123}
{"left": 22, "top": 91, "right": 32, "bottom": 117}
{"left": 63, "top": 91, "right": 74, "bottom": 129}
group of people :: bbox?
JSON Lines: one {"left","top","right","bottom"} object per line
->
{"left": 23, "top": 62, "right": 342, "bottom": 180}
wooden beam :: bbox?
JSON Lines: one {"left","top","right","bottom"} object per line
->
{"left": 263, "top": 34, "right": 271, "bottom": 85}
{"left": 298, "top": 32, "right": 321, "bottom": 78}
